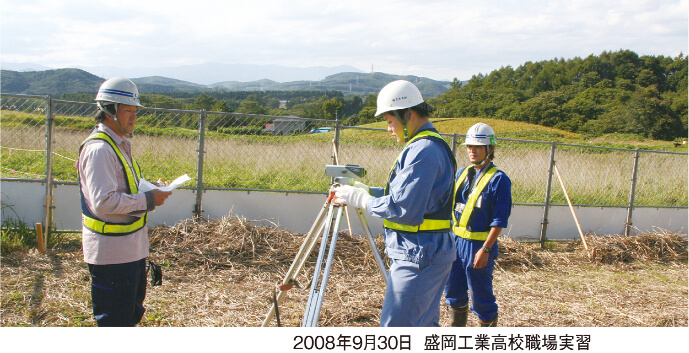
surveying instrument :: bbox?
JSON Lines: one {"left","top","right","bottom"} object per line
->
{"left": 261, "top": 164, "right": 388, "bottom": 327}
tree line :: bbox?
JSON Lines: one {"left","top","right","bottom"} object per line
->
{"left": 429, "top": 50, "right": 687, "bottom": 141}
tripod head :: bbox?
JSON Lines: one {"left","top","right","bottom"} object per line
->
{"left": 325, "top": 164, "right": 366, "bottom": 186}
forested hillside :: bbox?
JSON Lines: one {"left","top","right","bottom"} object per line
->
{"left": 0, "top": 69, "right": 103, "bottom": 96}
{"left": 429, "top": 50, "right": 688, "bottom": 141}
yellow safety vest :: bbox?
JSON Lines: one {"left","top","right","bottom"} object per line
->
{"left": 79, "top": 132, "right": 147, "bottom": 236}
{"left": 452, "top": 165, "right": 498, "bottom": 241}
{"left": 383, "top": 130, "right": 454, "bottom": 233}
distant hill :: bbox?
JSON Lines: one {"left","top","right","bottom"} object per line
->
{"left": 131, "top": 76, "right": 207, "bottom": 93}
{"left": 210, "top": 72, "right": 451, "bottom": 97}
{"left": 2, "top": 62, "right": 365, "bottom": 85}
{"left": 1, "top": 69, "right": 103, "bottom": 96}
{"left": 1, "top": 63, "right": 53, "bottom": 72}
{"left": 82, "top": 62, "right": 366, "bottom": 85}
{"left": 1, "top": 69, "right": 452, "bottom": 98}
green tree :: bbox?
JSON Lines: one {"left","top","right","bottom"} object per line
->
{"left": 508, "top": 91, "right": 568, "bottom": 127}
{"left": 212, "top": 100, "right": 231, "bottom": 113}
{"left": 236, "top": 100, "right": 268, "bottom": 115}
{"left": 583, "top": 87, "right": 683, "bottom": 140}
{"left": 341, "top": 95, "right": 364, "bottom": 116}
{"left": 363, "top": 93, "right": 377, "bottom": 107}
{"left": 59, "top": 93, "right": 94, "bottom": 102}
{"left": 290, "top": 101, "right": 322, "bottom": 120}
{"left": 139, "top": 94, "right": 185, "bottom": 109}
{"left": 322, "top": 97, "right": 343, "bottom": 120}
{"left": 193, "top": 93, "right": 216, "bottom": 110}
{"left": 359, "top": 106, "right": 378, "bottom": 124}
{"left": 626, "top": 87, "right": 682, "bottom": 140}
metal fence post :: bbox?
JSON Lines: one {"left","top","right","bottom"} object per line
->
{"left": 539, "top": 142, "right": 556, "bottom": 247}
{"left": 452, "top": 133, "right": 458, "bottom": 156}
{"left": 625, "top": 149, "right": 641, "bottom": 236}
{"left": 194, "top": 110, "right": 207, "bottom": 218}
{"left": 333, "top": 117, "right": 341, "bottom": 165}
{"left": 43, "top": 96, "right": 55, "bottom": 252}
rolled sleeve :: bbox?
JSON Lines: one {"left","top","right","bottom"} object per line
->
{"left": 143, "top": 191, "right": 156, "bottom": 212}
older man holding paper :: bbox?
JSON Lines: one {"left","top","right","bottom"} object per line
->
{"left": 78, "top": 77, "right": 173, "bottom": 327}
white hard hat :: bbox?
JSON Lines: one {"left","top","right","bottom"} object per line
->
{"left": 462, "top": 123, "right": 497, "bottom": 145}
{"left": 374, "top": 80, "right": 425, "bottom": 117}
{"left": 95, "top": 77, "right": 143, "bottom": 107}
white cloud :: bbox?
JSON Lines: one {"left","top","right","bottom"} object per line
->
{"left": 1, "top": 0, "right": 686, "bottom": 81}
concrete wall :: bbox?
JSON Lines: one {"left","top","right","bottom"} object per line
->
{"left": 2, "top": 181, "right": 686, "bottom": 240}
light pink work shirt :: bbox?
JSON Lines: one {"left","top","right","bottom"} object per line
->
{"left": 79, "top": 124, "right": 149, "bottom": 265}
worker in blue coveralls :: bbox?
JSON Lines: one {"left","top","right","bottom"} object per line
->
{"left": 444, "top": 122, "right": 512, "bottom": 327}
{"left": 333, "top": 80, "right": 457, "bottom": 327}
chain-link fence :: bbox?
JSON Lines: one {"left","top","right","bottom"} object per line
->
{"left": 2, "top": 94, "right": 687, "bottom": 237}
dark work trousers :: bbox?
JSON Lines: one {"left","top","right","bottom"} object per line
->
{"left": 444, "top": 237, "right": 499, "bottom": 323}
{"left": 88, "top": 258, "right": 147, "bottom": 327}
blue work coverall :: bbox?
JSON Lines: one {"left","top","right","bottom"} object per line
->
{"left": 444, "top": 162, "right": 512, "bottom": 324}
{"left": 366, "top": 122, "right": 457, "bottom": 327}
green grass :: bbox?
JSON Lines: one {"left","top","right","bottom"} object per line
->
{"left": 1, "top": 219, "right": 36, "bottom": 253}
{"left": 432, "top": 117, "right": 583, "bottom": 141}
{"left": 2, "top": 111, "right": 687, "bottom": 206}
{"left": 1, "top": 203, "right": 80, "bottom": 253}
{"left": 1, "top": 204, "right": 37, "bottom": 253}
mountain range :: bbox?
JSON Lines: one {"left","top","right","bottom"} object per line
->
{"left": 1, "top": 62, "right": 365, "bottom": 85}
{"left": 1, "top": 63, "right": 452, "bottom": 98}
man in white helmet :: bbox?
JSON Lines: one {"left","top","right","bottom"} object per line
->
{"left": 333, "top": 80, "right": 457, "bottom": 326}
{"left": 444, "top": 123, "right": 512, "bottom": 327}
{"left": 78, "top": 77, "right": 171, "bottom": 326}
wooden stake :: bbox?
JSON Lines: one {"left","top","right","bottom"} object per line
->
{"left": 554, "top": 165, "right": 589, "bottom": 251}
{"left": 35, "top": 223, "right": 45, "bottom": 254}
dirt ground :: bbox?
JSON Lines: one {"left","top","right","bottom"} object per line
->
{"left": 1, "top": 216, "right": 687, "bottom": 327}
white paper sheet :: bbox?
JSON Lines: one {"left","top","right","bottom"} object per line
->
{"left": 138, "top": 174, "right": 191, "bottom": 193}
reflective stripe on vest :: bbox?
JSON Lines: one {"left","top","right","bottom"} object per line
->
{"left": 79, "top": 132, "right": 147, "bottom": 236}
{"left": 452, "top": 165, "right": 498, "bottom": 240}
{"left": 383, "top": 130, "right": 453, "bottom": 233}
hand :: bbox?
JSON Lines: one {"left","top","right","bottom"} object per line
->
{"left": 473, "top": 249, "right": 489, "bottom": 269}
{"left": 333, "top": 185, "right": 372, "bottom": 210}
{"left": 151, "top": 189, "right": 172, "bottom": 206}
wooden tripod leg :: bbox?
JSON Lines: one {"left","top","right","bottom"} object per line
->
{"left": 261, "top": 202, "right": 329, "bottom": 327}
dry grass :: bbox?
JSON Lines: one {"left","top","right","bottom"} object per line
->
{"left": 496, "top": 232, "right": 687, "bottom": 327}
{"left": 1, "top": 215, "right": 686, "bottom": 327}
{"left": 3, "top": 124, "right": 687, "bottom": 206}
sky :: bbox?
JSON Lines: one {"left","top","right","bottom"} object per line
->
{"left": 1, "top": 0, "right": 687, "bottom": 82}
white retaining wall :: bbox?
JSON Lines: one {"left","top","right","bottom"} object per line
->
{"left": 2, "top": 182, "right": 686, "bottom": 240}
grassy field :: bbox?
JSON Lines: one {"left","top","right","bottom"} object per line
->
{"left": 1, "top": 216, "right": 686, "bottom": 327}
{"left": 2, "top": 112, "right": 687, "bottom": 206}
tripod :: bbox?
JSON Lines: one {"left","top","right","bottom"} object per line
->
{"left": 261, "top": 187, "right": 388, "bottom": 327}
